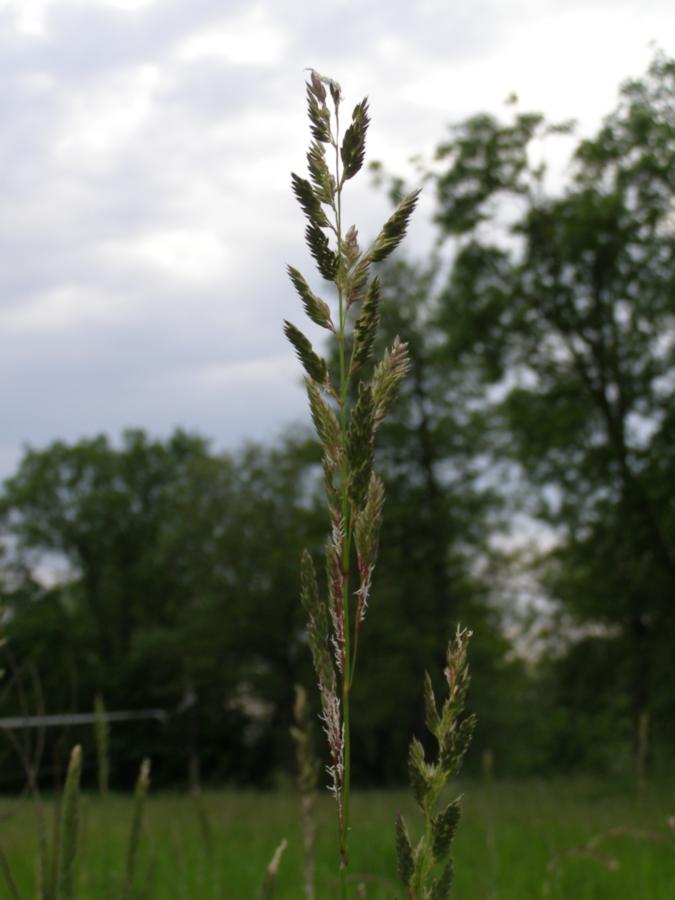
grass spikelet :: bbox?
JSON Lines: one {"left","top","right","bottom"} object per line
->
{"left": 307, "top": 140, "right": 335, "bottom": 205}
{"left": 283, "top": 321, "right": 328, "bottom": 384}
{"left": 305, "top": 223, "right": 339, "bottom": 282}
{"left": 288, "top": 266, "right": 334, "bottom": 332}
{"left": 291, "top": 173, "right": 330, "bottom": 229}
{"left": 347, "top": 255, "right": 370, "bottom": 307}
{"left": 351, "top": 277, "right": 381, "bottom": 370}
{"left": 353, "top": 472, "right": 385, "bottom": 625}
{"left": 300, "top": 550, "right": 334, "bottom": 696}
{"left": 306, "top": 78, "right": 331, "bottom": 143}
{"left": 372, "top": 336, "right": 411, "bottom": 426}
{"left": 341, "top": 99, "right": 370, "bottom": 182}
{"left": 346, "top": 382, "right": 375, "bottom": 509}
{"left": 306, "top": 381, "right": 341, "bottom": 465}
{"left": 395, "top": 812, "right": 415, "bottom": 890}
{"left": 369, "top": 189, "right": 421, "bottom": 263}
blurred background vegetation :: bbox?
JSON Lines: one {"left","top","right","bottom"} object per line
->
{"left": 0, "top": 53, "right": 673, "bottom": 792}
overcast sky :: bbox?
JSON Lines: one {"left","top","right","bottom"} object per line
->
{"left": 1, "top": 0, "right": 673, "bottom": 479}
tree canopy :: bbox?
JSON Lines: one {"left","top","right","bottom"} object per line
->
{"left": 426, "top": 51, "right": 675, "bottom": 767}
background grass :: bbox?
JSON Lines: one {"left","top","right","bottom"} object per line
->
{"left": 2, "top": 779, "right": 673, "bottom": 898}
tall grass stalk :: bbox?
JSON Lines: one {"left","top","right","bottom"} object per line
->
{"left": 395, "top": 627, "right": 476, "bottom": 899}
{"left": 56, "top": 744, "right": 82, "bottom": 900}
{"left": 286, "top": 70, "right": 418, "bottom": 897}
{"left": 0, "top": 846, "right": 21, "bottom": 900}
{"left": 291, "top": 684, "right": 319, "bottom": 900}
{"left": 191, "top": 786, "right": 214, "bottom": 861}
{"left": 122, "top": 758, "right": 151, "bottom": 900}
{"left": 259, "top": 838, "right": 288, "bottom": 900}
{"left": 94, "top": 693, "right": 110, "bottom": 798}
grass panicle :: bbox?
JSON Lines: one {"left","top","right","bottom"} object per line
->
{"left": 395, "top": 628, "right": 476, "bottom": 900}
{"left": 286, "top": 69, "right": 418, "bottom": 897}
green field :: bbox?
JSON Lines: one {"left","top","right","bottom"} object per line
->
{"left": 2, "top": 780, "right": 673, "bottom": 898}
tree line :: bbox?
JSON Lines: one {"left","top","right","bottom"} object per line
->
{"left": 1, "top": 53, "right": 673, "bottom": 789}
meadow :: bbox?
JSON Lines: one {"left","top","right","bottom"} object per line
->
{"left": 2, "top": 779, "right": 673, "bottom": 899}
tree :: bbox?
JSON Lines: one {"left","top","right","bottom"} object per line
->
{"left": 426, "top": 52, "right": 675, "bottom": 768}
{"left": 0, "top": 429, "right": 324, "bottom": 785}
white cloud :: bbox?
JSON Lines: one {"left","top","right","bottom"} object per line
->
{"left": 55, "top": 64, "right": 163, "bottom": 159}
{"left": 98, "top": 0, "right": 157, "bottom": 10}
{"left": 0, "top": 0, "right": 156, "bottom": 36}
{"left": 182, "top": 353, "right": 296, "bottom": 391}
{"left": 103, "top": 228, "right": 229, "bottom": 284}
{"left": 0, "top": 284, "right": 130, "bottom": 336}
{"left": 401, "top": 3, "right": 665, "bottom": 127}
{"left": 176, "top": 6, "right": 287, "bottom": 67}
{"left": 0, "top": 0, "right": 54, "bottom": 35}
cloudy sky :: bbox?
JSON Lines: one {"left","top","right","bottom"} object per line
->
{"left": 1, "top": 0, "right": 672, "bottom": 479}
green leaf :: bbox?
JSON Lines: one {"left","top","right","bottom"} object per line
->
{"left": 395, "top": 812, "right": 415, "bottom": 887}
{"left": 283, "top": 321, "right": 328, "bottom": 384}
{"left": 370, "top": 189, "right": 421, "bottom": 263}
{"left": 287, "top": 265, "right": 334, "bottom": 331}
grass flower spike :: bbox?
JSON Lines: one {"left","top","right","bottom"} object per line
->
{"left": 286, "top": 70, "right": 419, "bottom": 897}
{"left": 395, "top": 627, "right": 476, "bottom": 899}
